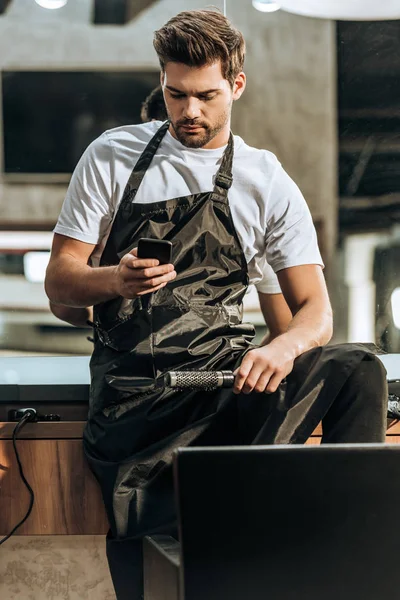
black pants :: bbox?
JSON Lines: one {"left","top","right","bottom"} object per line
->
{"left": 106, "top": 353, "right": 388, "bottom": 600}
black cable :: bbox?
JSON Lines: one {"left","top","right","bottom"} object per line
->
{"left": 0, "top": 410, "right": 36, "bottom": 545}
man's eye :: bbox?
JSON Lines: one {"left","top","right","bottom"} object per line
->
{"left": 199, "top": 96, "right": 215, "bottom": 102}
{"left": 170, "top": 93, "right": 185, "bottom": 99}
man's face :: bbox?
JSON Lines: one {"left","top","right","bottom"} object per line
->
{"left": 161, "top": 61, "right": 245, "bottom": 149}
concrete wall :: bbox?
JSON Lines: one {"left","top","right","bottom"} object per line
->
{"left": 0, "top": 0, "right": 337, "bottom": 265}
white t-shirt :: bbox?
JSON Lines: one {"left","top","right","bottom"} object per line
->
{"left": 54, "top": 121, "right": 323, "bottom": 294}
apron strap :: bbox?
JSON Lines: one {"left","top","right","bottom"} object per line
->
{"left": 211, "top": 132, "right": 234, "bottom": 202}
{"left": 122, "top": 120, "right": 171, "bottom": 201}
{"left": 122, "top": 121, "right": 235, "bottom": 204}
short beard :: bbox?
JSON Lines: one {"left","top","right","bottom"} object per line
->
{"left": 169, "top": 106, "right": 231, "bottom": 149}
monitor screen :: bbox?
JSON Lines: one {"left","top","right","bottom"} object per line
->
{"left": 1, "top": 70, "right": 161, "bottom": 178}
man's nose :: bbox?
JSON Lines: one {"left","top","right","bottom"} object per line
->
{"left": 182, "top": 98, "right": 201, "bottom": 120}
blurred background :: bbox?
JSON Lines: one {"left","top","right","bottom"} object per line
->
{"left": 0, "top": 0, "right": 399, "bottom": 356}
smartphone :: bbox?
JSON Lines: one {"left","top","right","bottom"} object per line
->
{"left": 137, "top": 238, "right": 173, "bottom": 264}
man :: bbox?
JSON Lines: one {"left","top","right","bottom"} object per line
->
{"left": 45, "top": 9, "right": 387, "bottom": 600}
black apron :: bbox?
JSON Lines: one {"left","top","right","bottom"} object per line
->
{"left": 83, "top": 121, "right": 378, "bottom": 540}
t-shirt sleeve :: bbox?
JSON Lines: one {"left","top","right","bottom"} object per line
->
{"left": 255, "top": 258, "right": 282, "bottom": 294}
{"left": 53, "top": 131, "right": 115, "bottom": 244}
{"left": 265, "top": 164, "right": 324, "bottom": 273}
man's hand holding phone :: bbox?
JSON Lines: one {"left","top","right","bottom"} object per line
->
{"left": 115, "top": 239, "right": 176, "bottom": 298}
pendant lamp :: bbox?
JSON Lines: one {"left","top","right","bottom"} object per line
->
{"left": 279, "top": 0, "right": 400, "bottom": 21}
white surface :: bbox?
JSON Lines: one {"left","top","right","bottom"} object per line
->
{"left": 378, "top": 354, "right": 400, "bottom": 381}
{"left": 0, "top": 275, "right": 50, "bottom": 311}
{"left": 23, "top": 251, "right": 51, "bottom": 283}
{"left": 35, "top": 0, "right": 68, "bottom": 8}
{"left": 252, "top": 1, "right": 281, "bottom": 12}
{"left": 344, "top": 233, "right": 387, "bottom": 343}
{"left": 280, "top": 0, "right": 400, "bottom": 20}
{"left": 391, "top": 288, "right": 400, "bottom": 330}
{"left": 0, "top": 355, "right": 90, "bottom": 385}
{"left": 0, "top": 231, "right": 52, "bottom": 251}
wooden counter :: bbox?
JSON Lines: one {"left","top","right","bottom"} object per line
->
{"left": 0, "top": 421, "right": 109, "bottom": 536}
{"left": 306, "top": 419, "right": 400, "bottom": 444}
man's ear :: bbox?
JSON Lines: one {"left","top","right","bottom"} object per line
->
{"left": 232, "top": 72, "right": 246, "bottom": 101}
{"left": 160, "top": 71, "right": 165, "bottom": 88}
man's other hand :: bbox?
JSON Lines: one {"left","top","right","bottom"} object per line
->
{"left": 233, "top": 339, "right": 295, "bottom": 394}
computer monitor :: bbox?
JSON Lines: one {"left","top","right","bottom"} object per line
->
{"left": 174, "top": 444, "right": 400, "bottom": 600}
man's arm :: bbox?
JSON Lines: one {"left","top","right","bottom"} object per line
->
{"left": 275, "top": 264, "right": 333, "bottom": 352}
{"left": 45, "top": 234, "right": 118, "bottom": 307}
{"left": 234, "top": 265, "right": 332, "bottom": 394}
{"left": 45, "top": 233, "right": 176, "bottom": 307}
{"left": 49, "top": 302, "right": 93, "bottom": 328}
{"left": 257, "top": 292, "right": 293, "bottom": 344}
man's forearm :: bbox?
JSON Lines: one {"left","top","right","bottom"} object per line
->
{"left": 50, "top": 302, "right": 93, "bottom": 327}
{"left": 267, "top": 300, "right": 333, "bottom": 360}
{"left": 45, "top": 256, "right": 119, "bottom": 307}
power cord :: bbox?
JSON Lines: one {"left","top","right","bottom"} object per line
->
{"left": 0, "top": 409, "right": 37, "bottom": 545}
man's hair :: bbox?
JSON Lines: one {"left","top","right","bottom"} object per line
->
{"left": 153, "top": 9, "right": 245, "bottom": 87}
{"left": 141, "top": 85, "right": 168, "bottom": 122}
